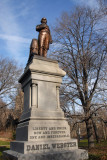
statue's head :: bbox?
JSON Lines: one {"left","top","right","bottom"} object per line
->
{"left": 41, "top": 17, "right": 47, "bottom": 24}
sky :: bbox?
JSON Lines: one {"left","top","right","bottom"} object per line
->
{"left": 0, "top": 0, "right": 101, "bottom": 67}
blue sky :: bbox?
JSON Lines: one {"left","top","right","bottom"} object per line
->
{"left": 0, "top": 0, "right": 100, "bottom": 67}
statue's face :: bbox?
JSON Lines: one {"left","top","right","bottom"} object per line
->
{"left": 41, "top": 18, "right": 47, "bottom": 24}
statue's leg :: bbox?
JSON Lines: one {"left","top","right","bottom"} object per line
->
{"left": 43, "top": 33, "right": 49, "bottom": 57}
{"left": 39, "top": 47, "right": 43, "bottom": 56}
{"left": 43, "top": 49, "right": 47, "bottom": 57}
{"left": 39, "top": 33, "right": 45, "bottom": 56}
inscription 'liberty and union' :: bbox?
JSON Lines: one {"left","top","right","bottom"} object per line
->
{"left": 30, "top": 126, "right": 70, "bottom": 140}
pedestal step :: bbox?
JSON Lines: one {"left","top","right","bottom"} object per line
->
{"left": 3, "top": 149, "right": 88, "bottom": 160}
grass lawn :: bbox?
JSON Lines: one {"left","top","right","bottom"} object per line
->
{"left": 0, "top": 146, "right": 10, "bottom": 160}
{"left": 0, "top": 141, "right": 10, "bottom": 146}
{"left": 0, "top": 141, "right": 10, "bottom": 160}
{"left": 0, "top": 140, "right": 107, "bottom": 160}
{"left": 78, "top": 139, "right": 88, "bottom": 148}
{"left": 79, "top": 139, "right": 107, "bottom": 160}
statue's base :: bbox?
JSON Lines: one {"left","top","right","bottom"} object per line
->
{"left": 10, "top": 139, "right": 78, "bottom": 154}
{"left": 3, "top": 56, "right": 89, "bottom": 160}
{"left": 3, "top": 149, "right": 88, "bottom": 160}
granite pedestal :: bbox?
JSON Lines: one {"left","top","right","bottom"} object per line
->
{"left": 3, "top": 55, "right": 88, "bottom": 160}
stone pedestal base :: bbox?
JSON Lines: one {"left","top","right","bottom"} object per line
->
{"left": 3, "top": 149, "right": 88, "bottom": 160}
{"left": 10, "top": 139, "right": 78, "bottom": 154}
{"left": 3, "top": 56, "right": 88, "bottom": 160}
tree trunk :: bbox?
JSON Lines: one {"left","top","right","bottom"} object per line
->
{"left": 76, "top": 123, "right": 80, "bottom": 142}
{"left": 101, "top": 120, "right": 107, "bottom": 140}
{"left": 92, "top": 117, "right": 100, "bottom": 143}
{"left": 85, "top": 118, "right": 95, "bottom": 148}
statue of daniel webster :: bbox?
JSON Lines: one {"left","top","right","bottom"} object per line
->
{"left": 36, "top": 17, "right": 52, "bottom": 57}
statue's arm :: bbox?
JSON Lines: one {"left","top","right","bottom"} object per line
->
{"left": 36, "top": 24, "right": 47, "bottom": 31}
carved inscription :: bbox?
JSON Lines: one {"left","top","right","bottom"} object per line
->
{"left": 26, "top": 142, "right": 76, "bottom": 151}
{"left": 30, "top": 126, "right": 70, "bottom": 140}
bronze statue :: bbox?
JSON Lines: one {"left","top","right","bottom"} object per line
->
{"left": 36, "top": 17, "right": 52, "bottom": 57}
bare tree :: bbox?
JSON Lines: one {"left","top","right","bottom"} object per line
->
{"left": 0, "top": 99, "right": 7, "bottom": 130}
{"left": 52, "top": 5, "right": 107, "bottom": 148}
{"left": 0, "top": 57, "right": 22, "bottom": 109}
{"left": 14, "top": 86, "right": 24, "bottom": 119}
{"left": 97, "top": 108, "right": 107, "bottom": 140}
